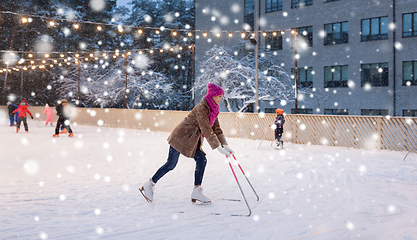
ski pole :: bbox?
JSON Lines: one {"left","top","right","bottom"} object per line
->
{"left": 258, "top": 125, "right": 272, "bottom": 149}
{"left": 226, "top": 155, "right": 251, "bottom": 217}
{"left": 232, "top": 155, "right": 259, "bottom": 201}
{"left": 404, "top": 142, "right": 417, "bottom": 161}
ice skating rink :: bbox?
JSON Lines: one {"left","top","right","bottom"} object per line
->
{"left": 1, "top": 118, "right": 417, "bottom": 239}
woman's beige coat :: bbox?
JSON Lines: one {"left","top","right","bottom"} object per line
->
{"left": 167, "top": 97, "right": 228, "bottom": 158}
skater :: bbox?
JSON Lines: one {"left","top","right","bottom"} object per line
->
{"left": 42, "top": 103, "right": 53, "bottom": 126}
{"left": 140, "top": 82, "right": 234, "bottom": 204}
{"left": 274, "top": 108, "right": 285, "bottom": 148}
{"left": 7, "top": 102, "right": 18, "bottom": 126}
{"left": 13, "top": 99, "right": 33, "bottom": 133}
{"left": 53, "top": 99, "right": 73, "bottom": 137}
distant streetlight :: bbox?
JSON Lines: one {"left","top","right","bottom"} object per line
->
{"left": 291, "top": 29, "right": 298, "bottom": 114}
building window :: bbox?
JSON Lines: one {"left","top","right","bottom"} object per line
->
{"left": 324, "top": 109, "right": 349, "bottom": 115}
{"left": 403, "top": 110, "right": 417, "bottom": 117}
{"left": 403, "top": 12, "right": 417, "bottom": 37}
{"left": 361, "top": 63, "right": 388, "bottom": 87}
{"left": 265, "top": 108, "right": 276, "bottom": 113}
{"left": 361, "top": 109, "right": 388, "bottom": 116}
{"left": 266, "top": 0, "right": 282, "bottom": 12}
{"left": 324, "top": 22, "right": 348, "bottom": 45}
{"left": 291, "top": 0, "right": 313, "bottom": 8}
{"left": 403, "top": 61, "right": 417, "bottom": 86}
{"left": 244, "top": 0, "right": 254, "bottom": 30}
{"left": 291, "top": 67, "right": 314, "bottom": 87}
{"left": 291, "top": 108, "right": 313, "bottom": 114}
{"left": 324, "top": 65, "right": 348, "bottom": 88}
{"left": 361, "top": 16, "right": 388, "bottom": 41}
{"left": 265, "top": 32, "right": 283, "bottom": 50}
{"left": 292, "top": 26, "right": 313, "bottom": 47}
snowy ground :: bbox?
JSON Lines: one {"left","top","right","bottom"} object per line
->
{"left": 1, "top": 117, "right": 417, "bottom": 240}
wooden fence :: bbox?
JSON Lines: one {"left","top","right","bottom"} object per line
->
{"left": 2, "top": 106, "right": 416, "bottom": 153}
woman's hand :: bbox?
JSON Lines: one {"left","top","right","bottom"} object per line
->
{"left": 222, "top": 145, "right": 234, "bottom": 155}
{"left": 217, "top": 146, "right": 231, "bottom": 157}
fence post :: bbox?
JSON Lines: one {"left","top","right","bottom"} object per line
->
{"left": 376, "top": 117, "right": 382, "bottom": 150}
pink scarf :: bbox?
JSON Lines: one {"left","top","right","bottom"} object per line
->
{"left": 205, "top": 94, "right": 220, "bottom": 126}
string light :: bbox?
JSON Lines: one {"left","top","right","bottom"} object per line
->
{"left": 3, "top": 11, "right": 295, "bottom": 45}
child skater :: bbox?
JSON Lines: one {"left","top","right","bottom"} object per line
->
{"left": 274, "top": 108, "right": 285, "bottom": 148}
{"left": 42, "top": 103, "right": 53, "bottom": 126}
{"left": 13, "top": 99, "right": 33, "bottom": 133}
{"left": 140, "top": 82, "right": 234, "bottom": 204}
{"left": 53, "top": 99, "right": 73, "bottom": 137}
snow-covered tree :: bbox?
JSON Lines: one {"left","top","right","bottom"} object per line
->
{"left": 51, "top": 56, "right": 182, "bottom": 109}
{"left": 195, "top": 46, "right": 315, "bottom": 112}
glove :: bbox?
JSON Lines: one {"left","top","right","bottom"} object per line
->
{"left": 223, "top": 145, "right": 234, "bottom": 155}
{"left": 217, "top": 146, "right": 231, "bottom": 157}
{"left": 31, "top": 116, "right": 33, "bottom": 119}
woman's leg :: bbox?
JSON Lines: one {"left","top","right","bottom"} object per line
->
{"left": 151, "top": 146, "right": 180, "bottom": 183}
{"left": 55, "top": 118, "right": 64, "bottom": 134}
{"left": 193, "top": 149, "right": 207, "bottom": 186}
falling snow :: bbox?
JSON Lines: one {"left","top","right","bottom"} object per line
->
{"left": 0, "top": 117, "right": 417, "bottom": 239}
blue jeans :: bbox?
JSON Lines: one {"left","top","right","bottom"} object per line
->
{"left": 152, "top": 146, "right": 207, "bottom": 186}
{"left": 9, "top": 116, "right": 15, "bottom": 126}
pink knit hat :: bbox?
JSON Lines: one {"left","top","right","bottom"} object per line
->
{"left": 207, "top": 82, "right": 224, "bottom": 97}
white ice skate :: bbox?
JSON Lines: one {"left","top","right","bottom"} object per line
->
{"left": 191, "top": 186, "right": 211, "bottom": 204}
{"left": 139, "top": 179, "right": 155, "bottom": 202}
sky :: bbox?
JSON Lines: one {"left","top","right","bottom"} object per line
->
{"left": 1, "top": 114, "right": 417, "bottom": 239}
{"left": 117, "top": 0, "right": 131, "bottom": 7}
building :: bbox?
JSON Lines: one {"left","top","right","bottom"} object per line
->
{"left": 194, "top": 0, "right": 417, "bottom": 116}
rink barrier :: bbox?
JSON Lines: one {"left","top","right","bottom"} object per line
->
{"left": 1, "top": 106, "right": 416, "bottom": 153}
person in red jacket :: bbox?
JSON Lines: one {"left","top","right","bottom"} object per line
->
{"left": 13, "top": 99, "right": 33, "bottom": 133}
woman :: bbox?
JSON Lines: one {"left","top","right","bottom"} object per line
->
{"left": 53, "top": 99, "right": 73, "bottom": 137}
{"left": 140, "top": 83, "right": 234, "bottom": 204}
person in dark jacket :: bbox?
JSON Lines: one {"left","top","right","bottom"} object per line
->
{"left": 53, "top": 99, "right": 73, "bottom": 137}
{"left": 7, "top": 102, "right": 18, "bottom": 126}
{"left": 139, "top": 83, "right": 234, "bottom": 204}
{"left": 274, "top": 108, "right": 285, "bottom": 148}
{"left": 13, "top": 99, "right": 33, "bottom": 133}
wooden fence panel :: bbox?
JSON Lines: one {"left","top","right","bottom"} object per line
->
{"left": 2, "top": 106, "right": 416, "bottom": 153}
